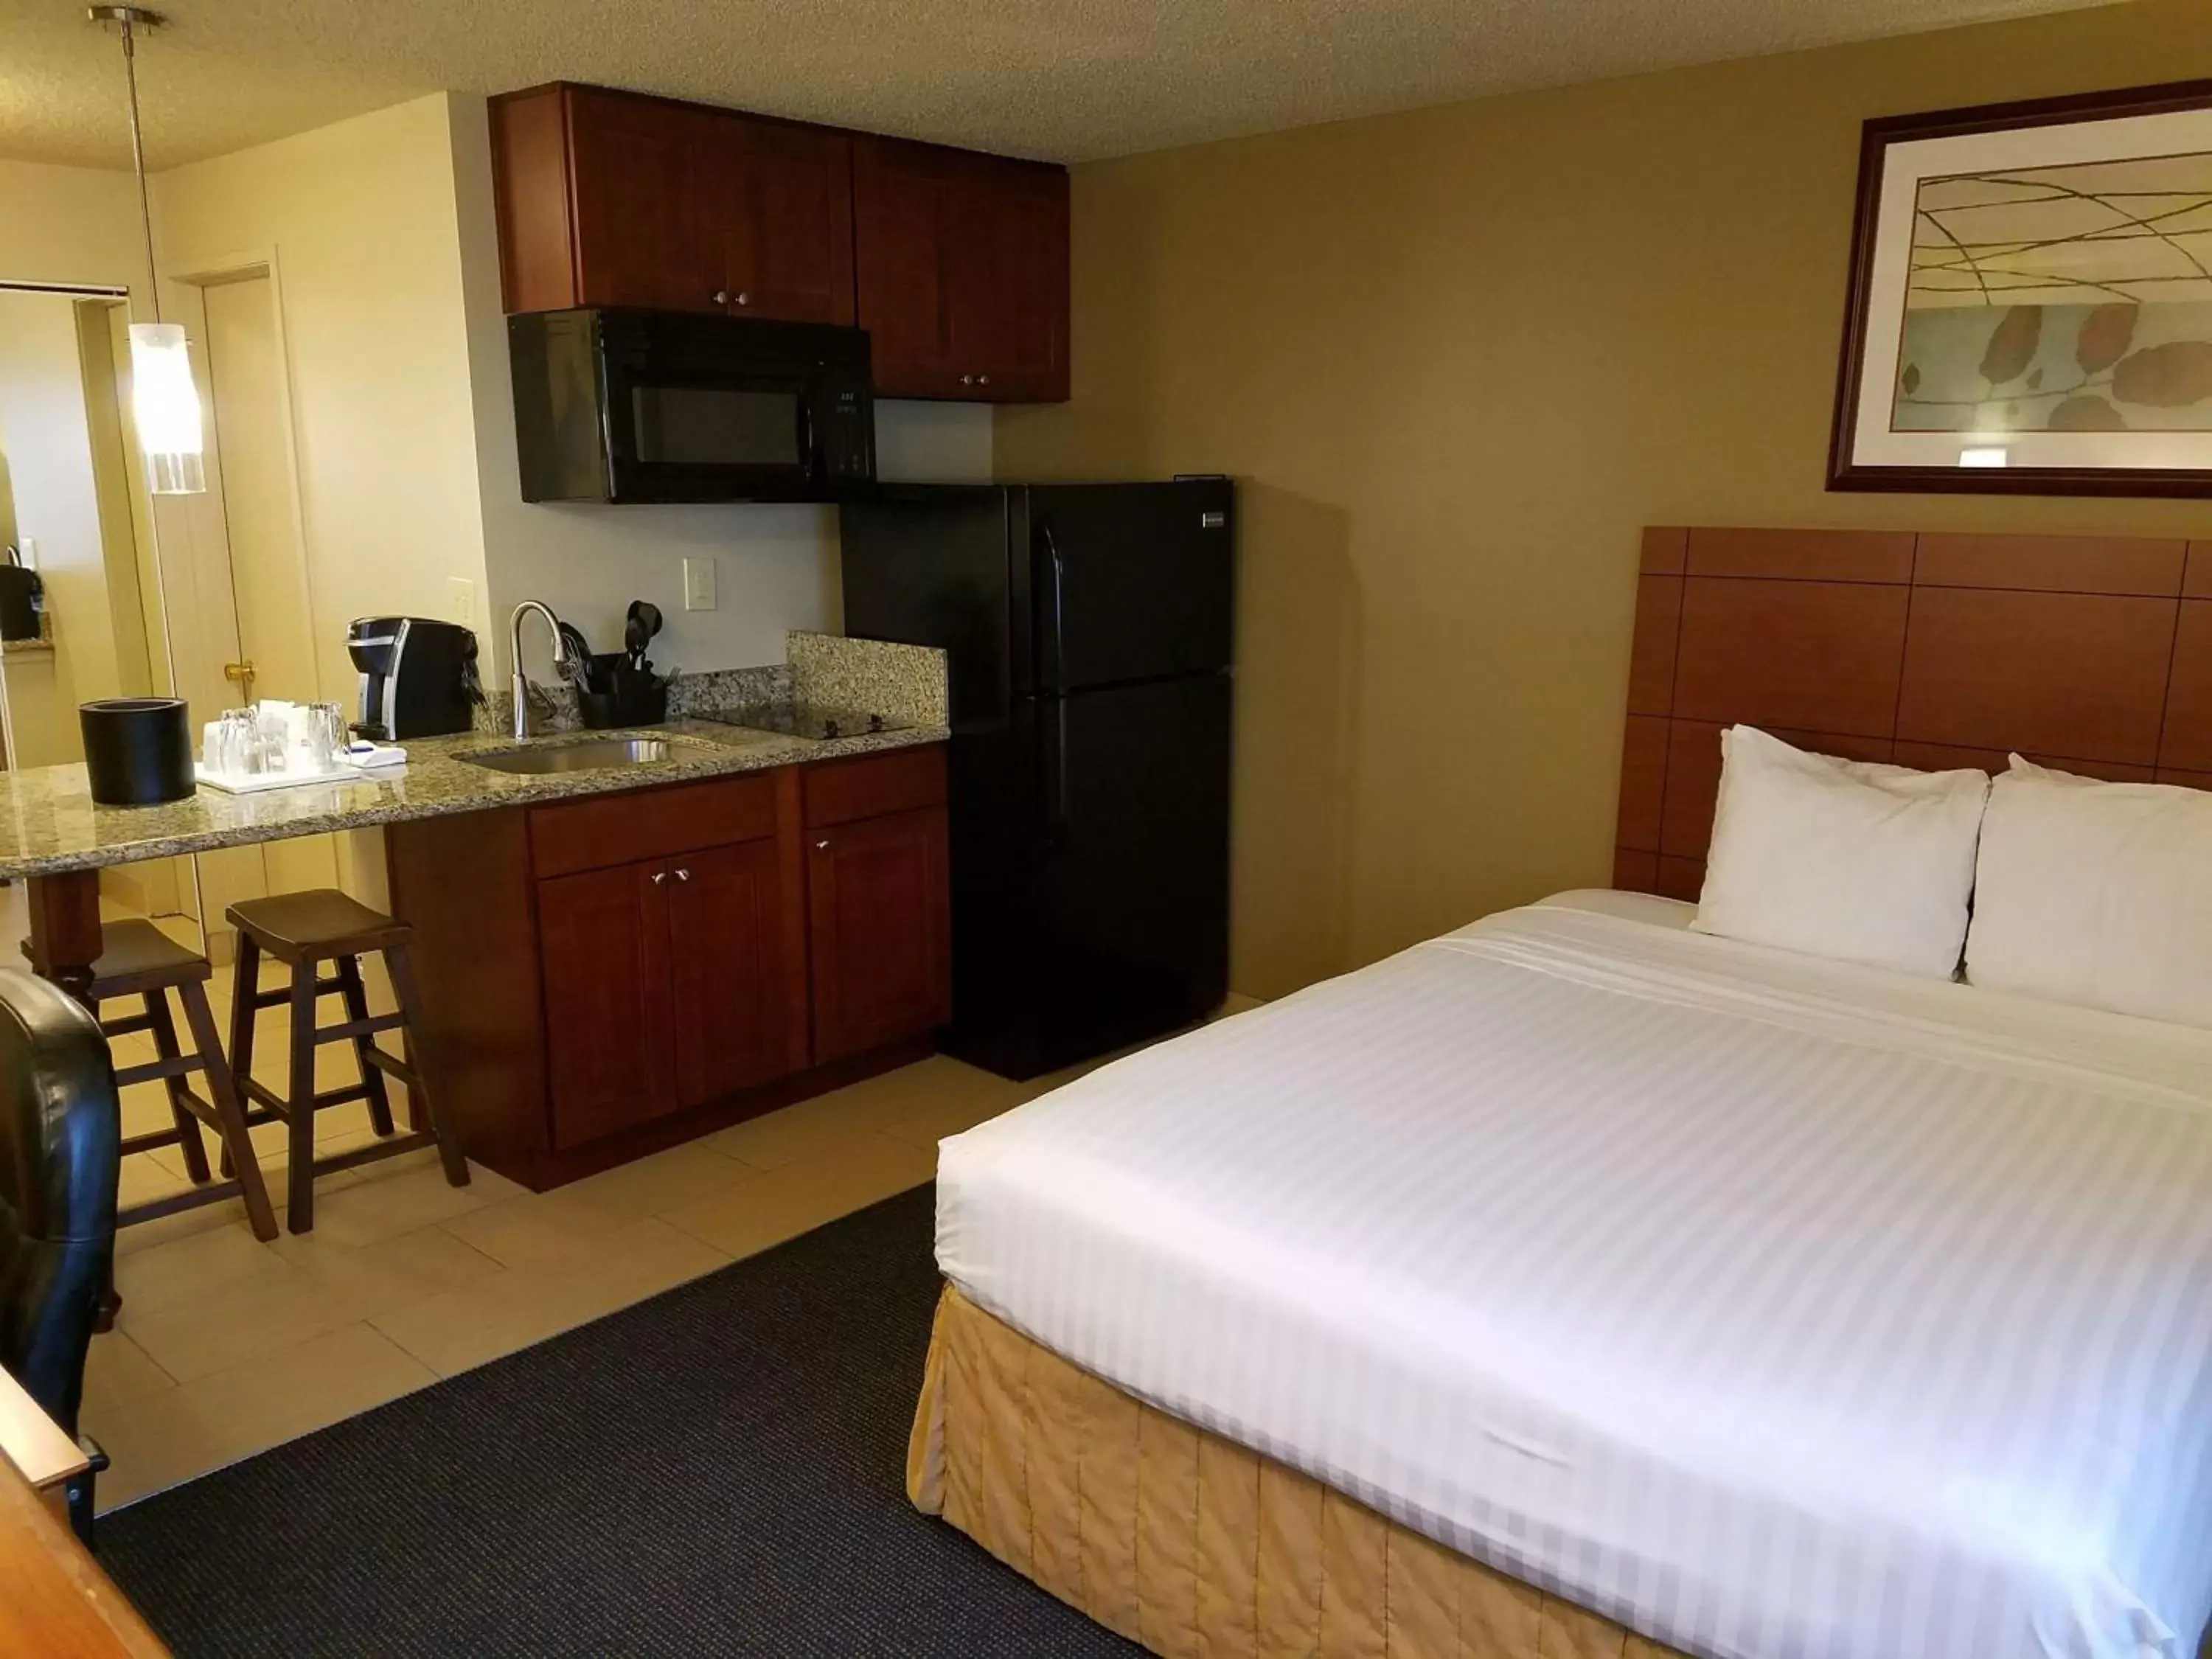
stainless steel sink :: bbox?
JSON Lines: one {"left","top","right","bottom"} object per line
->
{"left": 461, "top": 737, "right": 681, "bottom": 776}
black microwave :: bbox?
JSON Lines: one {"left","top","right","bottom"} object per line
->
{"left": 507, "top": 308, "right": 876, "bottom": 504}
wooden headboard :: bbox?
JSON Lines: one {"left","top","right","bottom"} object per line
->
{"left": 1616, "top": 527, "right": 2212, "bottom": 902}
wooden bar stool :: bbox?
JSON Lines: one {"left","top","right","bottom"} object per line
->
{"left": 224, "top": 890, "right": 468, "bottom": 1234}
{"left": 75, "top": 921, "right": 277, "bottom": 1242}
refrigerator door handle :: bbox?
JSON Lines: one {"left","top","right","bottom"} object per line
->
{"left": 1040, "top": 521, "right": 1068, "bottom": 689}
{"left": 1041, "top": 697, "right": 1070, "bottom": 855}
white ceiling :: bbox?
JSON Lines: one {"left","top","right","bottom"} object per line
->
{"left": 0, "top": 0, "right": 2121, "bottom": 172}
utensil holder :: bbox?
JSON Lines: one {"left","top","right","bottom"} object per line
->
{"left": 81, "top": 698, "right": 195, "bottom": 805}
{"left": 578, "top": 679, "right": 667, "bottom": 730}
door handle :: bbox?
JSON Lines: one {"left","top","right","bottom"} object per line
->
{"left": 1040, "top": 523, "right": 1067, "bottom": 687}
{"left": 650, "top": 870, "right": 668, "bottom": 886}
{"left": 813, "top": 839, "right": 830, "bottom": 851}
{"left": 223, "top": 659, "right": 257, "bottom": 700}
{"left": 673, "top": 867, "right": 692, "bottom": 883}
{"left": 1040, "top": 698, "right": 1069, "bottom": 855}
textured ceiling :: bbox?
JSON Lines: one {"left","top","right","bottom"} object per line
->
{"left": 0, "top": 0, "right": 2121, "bottom": 171}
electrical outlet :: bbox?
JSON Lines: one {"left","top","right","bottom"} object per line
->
{"left": 684, "top": 557, "right": 717, "bottom": 612}
{"left": 447, "top": 577, "right": 476, "bottom": 630}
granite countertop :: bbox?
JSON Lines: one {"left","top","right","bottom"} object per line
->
{"left": 0, "top": 717, "right": 947, "bottom": 881}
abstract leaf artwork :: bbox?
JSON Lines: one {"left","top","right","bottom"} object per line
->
{"left": 1833, "top": 80, "right": 2212, "bottom": 493}
{"left": 1893, "top": 153, "right": 2212, "bottom": 434}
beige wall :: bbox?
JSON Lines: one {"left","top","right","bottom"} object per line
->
{"left": 996, "top": 0, "right": 2212, "bottom": 1001}
{"left": 151, "top": 94, "right": 494, "bottom": 708}
{"left": 0, "top": 158, "right": 147, "bottom": 296}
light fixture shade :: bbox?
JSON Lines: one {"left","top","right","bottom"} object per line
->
{"left": 128, "top": 321, "right": 206, "bottom": 495}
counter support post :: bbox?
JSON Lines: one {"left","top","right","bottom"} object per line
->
{"left": 25, "top": 871, "right": 103, "bottom": 1009}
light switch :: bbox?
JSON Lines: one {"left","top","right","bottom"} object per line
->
{"left": 447, "top": 577, "right": 476, "bottom": 630}
{"left": 684, "top": 557, "right": 717, "bottom": 612}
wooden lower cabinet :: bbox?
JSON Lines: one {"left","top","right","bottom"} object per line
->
{"left": 538, "top": 859, "right": 678, "bottom": 1149}
{"left": 667, "top": 838, "right": 802, "bottom": 1107}
{"left": 807, "top": 808, "right": 950, "bottom": 1065}
{"left": 386, "top": 745, "right": 949, "bottom": 1190}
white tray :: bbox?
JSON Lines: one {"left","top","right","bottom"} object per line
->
{"left": 195, "top": 764, "right": 366, "bottom": 795}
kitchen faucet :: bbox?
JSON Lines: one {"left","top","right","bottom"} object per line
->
{"left": 509, "top": 600, "right": 572, "bottom": 740}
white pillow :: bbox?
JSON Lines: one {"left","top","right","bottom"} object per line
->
{"left": 1964, "top": 757, "right": 2212, "bottom": 1027}
{"left": 1691, "top": 726, "right": 1990, "bottom": 978}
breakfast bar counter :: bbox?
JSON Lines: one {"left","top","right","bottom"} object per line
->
{"left": 0, "top": 715, "right": 947, "bottom": 1001}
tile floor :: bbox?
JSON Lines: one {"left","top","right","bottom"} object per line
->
{"left": 51, "top": 890, "right": 1251, "bottom": 1513}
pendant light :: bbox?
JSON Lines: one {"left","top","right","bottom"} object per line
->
{"left": 91, "top": 4, "right": 204, "bottom": 495}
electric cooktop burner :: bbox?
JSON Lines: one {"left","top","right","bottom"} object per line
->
{"left": 694, "top": 703, "right": 911, "bottom": 742}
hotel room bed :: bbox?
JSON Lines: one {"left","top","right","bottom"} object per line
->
{"left": 908, "top": 890, "right": 2212, "bottom": 1659}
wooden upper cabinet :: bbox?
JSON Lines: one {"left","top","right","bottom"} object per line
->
{"left": 490, "top": 83, "right": 1068, "bottom": 399}
{"left": 709, "top": 114, "right": 855, "bottom": 325}
{"left": 853, "top": 136, "right": 1070, "bottom": 401}
{"left": 490, "top": 84, "right": 855, "bottom": 325}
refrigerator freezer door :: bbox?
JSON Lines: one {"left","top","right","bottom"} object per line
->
{"left": 1029, "top": 480, "right": 1234, "bottom": 694}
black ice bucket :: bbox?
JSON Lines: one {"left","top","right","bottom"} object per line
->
{"left": 80, "top": 698, "right": 195, "bottom": 806}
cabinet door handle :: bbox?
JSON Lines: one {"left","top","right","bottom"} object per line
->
{"left": 814, "top": 838, "right": 830, "bottom": 850}
{"left": 713, "top": 290, "right": 729, "bottom": 305}
{"left": 650, "top": 870, "right": 668, "bottom": 885}
{"left": 959, "top": 375, "right": 973, "bottom": 386}
{"left": 735, "top": 292, "right": 751, "bottom": 307}
{"left": 977, "top": 375, "right": 990, "bottom": 386}
{"left": 673, "top": 867, "right": 692, "bottom": 883}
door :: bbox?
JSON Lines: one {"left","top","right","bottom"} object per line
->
{"left": 852, "top": 136, "right": 959, "bottom": 397}
{"left": 710, "top": 116, "right": 855, "bottom": 325}
{"left": 666, "top": 839, "right": 799, "bottom": 1105}
{"left": 201, "top": 275, "right": 338, "bottom": 901}
{"left": 807, "top": 807, "right": 951, "bottom": 1064}
{"left": 1029, "top": 481, "right": 1235, "bottom": 692}
{"left": 568, "top": 88, "right": 723, "bottom": 314}
{"left": 1029, "top": 672, "right": 1231, "bottom": 1058}
{"left": 539, "top": 860, "right": 678, "bottom": 1147}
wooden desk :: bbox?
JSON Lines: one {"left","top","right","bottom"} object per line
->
{"left": 0, "top": 1365, "right": 165, "bottom": 1657}
{"left": 0, "top": 1453, "right": 169, "bottom": 1658}
{"left": 0, "top": 1351, "right": 88, "bottom": 1523}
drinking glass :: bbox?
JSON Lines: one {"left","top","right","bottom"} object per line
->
{"left": 307, "top": 702, "right": 347, "bottom": 772}
{"left": 218, "top": 708, "right": 258, "bottom": 776}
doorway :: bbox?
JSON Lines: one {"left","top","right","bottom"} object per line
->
{"left": 164, "top": 263, "right": 338, "bottom": 953}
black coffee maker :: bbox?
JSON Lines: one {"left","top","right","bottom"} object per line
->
{"left": 346, "top": 617, "right": 480, "bottom": 740}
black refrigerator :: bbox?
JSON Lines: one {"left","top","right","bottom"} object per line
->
{"left": 841, "top": 479, "right": 1234, "bottom": 1079}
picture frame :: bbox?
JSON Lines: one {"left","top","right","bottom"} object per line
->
{"left": 1829, "top": 77, "right": 2212, "bottom": 496}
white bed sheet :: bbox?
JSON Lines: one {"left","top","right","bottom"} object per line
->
{"left": 936, "top": 891, "right": 2212, "bottom": 1659}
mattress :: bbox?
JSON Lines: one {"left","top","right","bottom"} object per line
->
{"left": 935, "top": 891, "right": 2212, "bottom": 1659}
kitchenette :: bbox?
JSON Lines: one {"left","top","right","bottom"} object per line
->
{"left": 5, "top": 630, "right": 951, "bottom": 1194}
{"left": 0, "top": 70, "right": 1231, "bottom": 1212}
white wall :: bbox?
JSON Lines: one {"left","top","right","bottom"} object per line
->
{"left": 445, "top": 94, "right": 991, "bottom": 684}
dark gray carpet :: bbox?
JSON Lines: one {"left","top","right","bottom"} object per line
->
{"left": 99, "top": 1184, "right": 1141, "bottom": 1659}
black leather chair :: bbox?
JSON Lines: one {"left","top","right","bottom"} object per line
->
{"left": 0, "top": 967, "right": 120, "bottom": 1543}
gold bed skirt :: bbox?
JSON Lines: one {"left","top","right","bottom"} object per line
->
{"left": 907, "top": 1284, "right": 1688, "bottom": 1659}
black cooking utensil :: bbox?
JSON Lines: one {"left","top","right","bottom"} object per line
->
{"left": 624, "top": 600, "right": 664, "bottom": 670}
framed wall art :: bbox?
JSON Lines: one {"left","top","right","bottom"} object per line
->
{"left": 1831, "top": 78, "right": 2212, "bottom": 495}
